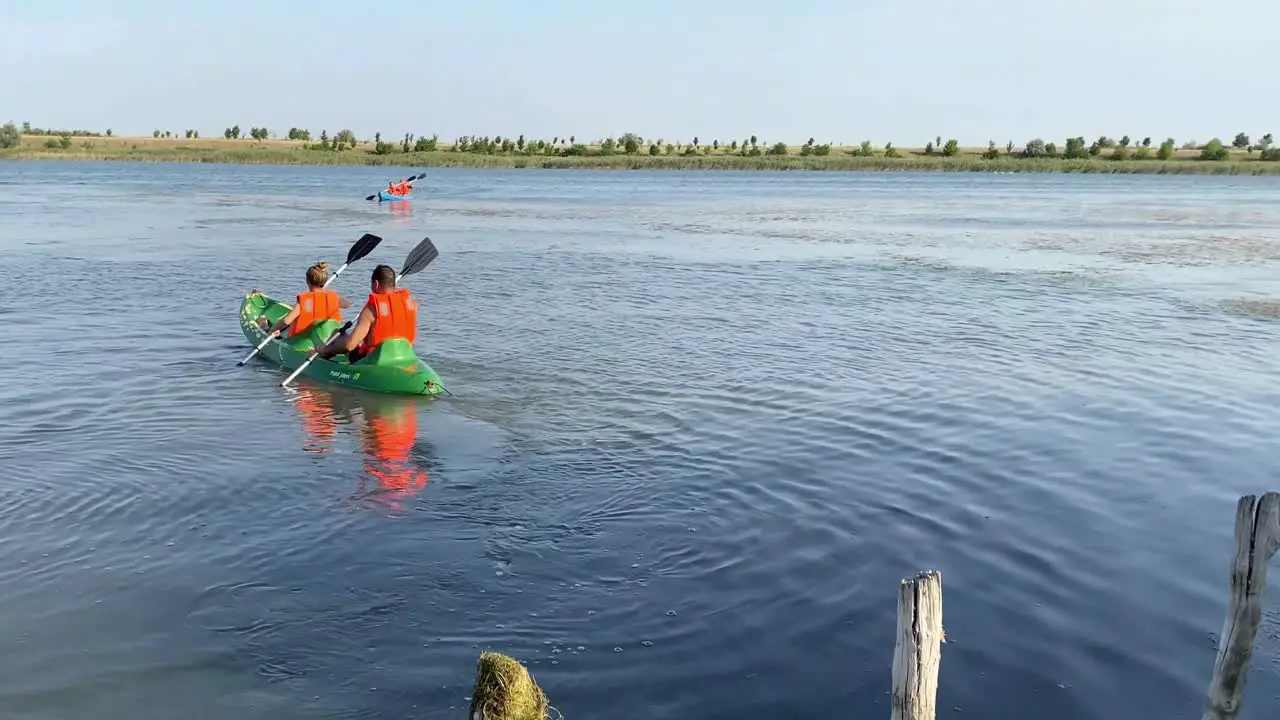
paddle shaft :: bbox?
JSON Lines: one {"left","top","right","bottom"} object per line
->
{"left": 280, "top": 322, "right": 351, "bottom": 388}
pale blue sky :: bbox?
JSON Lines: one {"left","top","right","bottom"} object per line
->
{"left": 3, "top": 0, "right": 1276, "bottom": 146}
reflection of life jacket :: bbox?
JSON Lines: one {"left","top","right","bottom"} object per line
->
{"left": 293, "top": 390, "right": 337, "bottom": 454}
{"left": 358, "top": 289, "right": 417, "bottom": 354}
{"left": 289, "top": 289, "right": 341, "bottom": 336}
{"left": 363, "top": 406, "right": 427, "bottom": 493}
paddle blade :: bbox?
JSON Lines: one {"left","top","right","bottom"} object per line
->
{"left": 399, "top": 237, "right": 439, "bottom": 278}
{"left": 365, "top": 194, "right": 377, "bottom": 201}
{"left": 346, "top": 233, "right": 382, "bottom": 264}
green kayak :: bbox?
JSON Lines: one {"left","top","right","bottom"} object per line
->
{"left": 239, "top": 291, "right": 445, "bottom": 396}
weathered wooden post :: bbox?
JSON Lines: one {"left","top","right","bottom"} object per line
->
{"left": 1202, "top": 492, "right": 1280, "bottom": 720}
{"left": 891, "top": 569, "right": 944, "bottom": 720}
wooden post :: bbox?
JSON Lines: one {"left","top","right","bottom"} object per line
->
{"left": 891, "top": 570, "right": 944, "bottom": 720}
{"left": 1202, "top": 492, "right": 1280, "bottom": 720}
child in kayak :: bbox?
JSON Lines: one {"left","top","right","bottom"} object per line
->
{"left": 257, "top": 261, "right": 352, "bottom": 338}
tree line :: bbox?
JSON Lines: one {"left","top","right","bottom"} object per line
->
{"left": 3, "top": 121, "right": 1278, "bottom": 161}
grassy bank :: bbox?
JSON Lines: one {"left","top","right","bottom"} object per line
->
{"left": 3, "top": 133, "right": 1279, "bottom": 174}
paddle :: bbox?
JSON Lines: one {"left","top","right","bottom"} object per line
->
{"left": 237, "top": 233, "right": 382, "bottom": 366}
{"left": 365, "top": 172, "right": 426, "bottom": 201}
{"left": 281, "top": 237, "right": 440, "bottom": 389}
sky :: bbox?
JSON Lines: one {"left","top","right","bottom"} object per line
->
{"left": 2, "top": 0, "right": 1276, "bottom": 146}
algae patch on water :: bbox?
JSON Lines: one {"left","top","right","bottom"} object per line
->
{"left": 469, "top": 651, "right": 549, "bottom": 720}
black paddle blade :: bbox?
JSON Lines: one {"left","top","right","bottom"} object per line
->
{"left": 346, "top": 233, "right": 382, "bottom": 264}
{"left": 399, "top": 237, "right": 439, "bottom": 278}
{"left": 365, "top": 194, "right": 377, "bottom": 201}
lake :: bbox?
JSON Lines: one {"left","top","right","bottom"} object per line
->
{"left": 1, "top": 161, "right": 1279, "bottom": 719}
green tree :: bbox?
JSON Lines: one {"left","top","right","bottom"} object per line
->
{"left": 1063, "top": 136, "right": 1088, "bottom": 159}
{"left": 924, "top": 141, "right": 934, "bottom": 156}
{"left": 1110, "top": 144, "right": 1130, "bottom": 161}
{"left": 882, "top": 142, "right": 900, "bottom": 158}
{"left": 981, "top": 141, "right": 1000, "bottom": 160}
{"left": 1157, "top": 137, "right": 1175, "bottom": 160}
{"left": 231, "top": 125, "right": 241, "bottom": 139}
{"left": 1233, "top": 132, "right": 1250, "bottom": 149}
{"left": 106, "top": 129, "right": 112, "bottom": 137}
{"left": 413, "top": 134, "right": 438, "bottom": 152}
{"left": 1005, "top": 140, "right": 1014, "bottom": 155}
{"left": 1088, "top": 140, "right": 1102, "bottom": 156}
{"left": 1045, "top": 142, "right": 1059, "bottom": 158}
{"left": 58, "top": 135, "right": 72, "bottom": 149}
{"left": 1134, "top": 145, "right": 1151, "bottom": 160}
{"left": 935, "top": 135, "right": 942, "bottom": 148}
{"left": 1260, "top": 147, "right": 1280, "bottom": 161}
{"left": 648, "top": 143, "right": 659, "bottom": 155}
{"left": 1118, "top": 135, "right": 1130, "bottom": 147}
{"left": 336, "top": 129, "right": 356, "bottom": 147}
{"left": 730, "top": 140, "right": 739, "bottom": 150}
{"left": 21, "top": 121, "right": 31, "bottom": 133}
{"left": 620, "top": 133, "right": 641, "bottom": 154}
{"left": 1200, "top": 138, "right": 1230, "bottom": 160}
{"left": 855, "top": 140, "right": 874, "bottom": 157}
{"left": 1022, "top": 138, "right": 1047, "bottom": 158}
{"left": 0, "top": 122, "right": 19, "bottom": 149}
{"left": 763, "top": 142, "right": 786, "bottom": 156}
{"left": 1259, "top": 133, "right": 1274, "bottom": 150}
{"left": 942, "top": 138, "right": 960, "bottom": 157}
{"left": 373, "top": 140, "right": 395, "bottom": 155}
{"left": 153, "top": 129, "right": 161, "bottom": 138}
{"left": 516, "top": 134, "right": 525, "bottom": 151}
{"left": 1141, "top": 137, "right": 1151, "bottom": 147}
{"left": 750, "top": 135, "right": 758, "bottom": 148}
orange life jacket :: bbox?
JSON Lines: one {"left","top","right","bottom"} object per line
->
{"left": 359, "top": 288, "right": 417, "bottom": 354}
{"left": 396, "top": 182, "right": 409, "bottom": 195}
{"left": 289, "top": 289, "right": 342, "bottom": 336}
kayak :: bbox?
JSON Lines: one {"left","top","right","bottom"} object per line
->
{"left": 239, "top": 291, "right": 444, "bottom": 396}
{"left": 378, "top": 191, "right": 412, "bottom": 202}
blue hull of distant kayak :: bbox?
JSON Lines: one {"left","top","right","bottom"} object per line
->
{"left": 378, "top": 191, "right": 412, "bottom": 202}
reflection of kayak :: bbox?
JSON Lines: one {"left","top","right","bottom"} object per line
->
{"left": 239, "top": 291, "right": 445, "bottom": 396}
{"left": 288, "top": 386, "right": 433, "bottom": 505}
{"left": 378, "top": 191, "right": 412, "bottom": 202}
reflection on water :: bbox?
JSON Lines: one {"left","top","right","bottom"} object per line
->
{"left": 287, "top": 386, "right": 432, "bottom": 509}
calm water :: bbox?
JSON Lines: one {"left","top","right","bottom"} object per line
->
{"left": 1, "top": 162, "right": 1279, "bottom": 719}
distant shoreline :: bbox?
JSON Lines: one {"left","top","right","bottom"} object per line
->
{"left": 3, "top": 133, "right": 1279, "bottom": 175}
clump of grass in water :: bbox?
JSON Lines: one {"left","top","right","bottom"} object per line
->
{"left": 469, "top": 651, "right": 549, "bottom": 720}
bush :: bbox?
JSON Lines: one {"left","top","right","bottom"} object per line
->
{"left": 883, "top": 142, "right": 900, "bottom": 158}
{"left": 373, "top": 141, "right": 395, "bottom": 155}
{"left": 1045, "top": 142, "right": 1059, "bottom": 158}
{"left": 1134, "top": 146, "right": 1151, "bottom": 160}
{"left": 1261, "top": 147, "right": 1280, "bottom": 161}
{"left": 413, "top": 135, "right": 438, "bottom": 152}
{"left": 1199, "top": 138, "right": 1230, "bottom": 161}
{"left": 1022, "top": 138, "right": 1047, "bottom": 158}
{"left": 766, "top": 142, "right": 788, "bottom": 156}
{"left": 0, "top": 122, "right": 19, "bottom": 149}
{"left": 1063, "top": 136, "right": 1088, "bottom": 159}
{"left": 58, "top": 135, "right": 72, "bottom": 149}
{"left": 981, "top": 141, "right": 1000, "bottom": 160}
{"left": 924, "top": 141, "right": 935, "bottom": 156}
{"left": 942, "top": 139, "right": 960, "bottom": 156}
{"left": 1158, "top": 138, "right": 1176, "bottom": 160}
{"left": 1110, "top": 145, "right": 1129, "bottom": 161}
{"left": 44, "top": 138, "right": 60, "bottom": 149}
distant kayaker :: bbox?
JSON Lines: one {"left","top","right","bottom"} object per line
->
{"left": 257, "top": 261, "right": 351, "bottom": 338}
{"left": 316, "top": 264, "right": 418, "bottom": 364}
